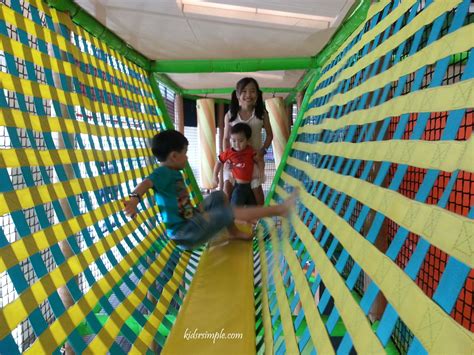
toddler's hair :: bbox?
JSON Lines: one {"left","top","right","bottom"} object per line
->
{"left": 230, "top": 122, "right": 252, "bottom": 139}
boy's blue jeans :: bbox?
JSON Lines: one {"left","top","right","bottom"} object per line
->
{"left": 172, "top": 191, "right": 234, "bottom": 250}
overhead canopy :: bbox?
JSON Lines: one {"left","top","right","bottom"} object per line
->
{"left": 71, "top": 0, "right": 361, "bottom": 100}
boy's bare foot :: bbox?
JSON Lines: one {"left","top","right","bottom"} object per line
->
{"left": 279, "top": 188, "right": 299, "bottom": 217}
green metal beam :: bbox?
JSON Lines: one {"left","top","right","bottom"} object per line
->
{"left": 148, "top": 73, "right": 203, "bottom": 203}
{"left": 45, "top": 0, "right": 151, "bottom": 70}
{"left": 181, "top": 87, "right": 293, "bottom": 95}
{"left": 150, "top": 57, "right": 317, "bottom": 73}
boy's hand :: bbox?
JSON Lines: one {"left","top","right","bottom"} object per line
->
{"left": 123, "top": 198, "right": 139, "bottom": 218}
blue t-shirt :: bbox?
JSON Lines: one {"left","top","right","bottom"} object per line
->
{"left": 148, "top": 166, "right": 196, "bottom": 235}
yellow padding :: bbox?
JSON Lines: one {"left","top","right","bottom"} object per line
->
{"left": 312, "top": 0, "right": 463, "bottom": 102}
{"left": 300, "top": 78, "right": 474, "bottom": 135}
{"left": 293, "top": 137, "right": 474, "bottom": 174}
{"left": 163, "top": 236, "right": 256, "bottom": 355}
{"left": 278, "top": 177, "right": 473, "bottom": 354}
{"left": 286, "top": 158, "right": 474, "bottom": 268}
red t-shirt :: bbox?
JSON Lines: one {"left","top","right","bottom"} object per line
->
{"left": 219, "top": 146, "right": 255, "bottom": 181}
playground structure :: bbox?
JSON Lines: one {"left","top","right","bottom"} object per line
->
{"left": 0, "top": 0, "right": 473, "bottom": 353}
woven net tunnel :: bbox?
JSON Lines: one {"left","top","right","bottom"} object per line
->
{"left": 0, "top": 0, "right": 473, "bottom": 354}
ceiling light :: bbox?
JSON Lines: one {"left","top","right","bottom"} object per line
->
{"left": 177, "top": 0, "right": 334, "bottom": 29}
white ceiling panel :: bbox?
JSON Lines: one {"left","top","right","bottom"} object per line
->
{"left": 207, "top": 0, "right": 352, "bottom": 18}
{"left": 75, "top": 0, "right": 355, "bottom": 95}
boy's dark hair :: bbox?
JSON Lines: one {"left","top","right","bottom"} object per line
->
{"left": 230, "top": 123, "right": 252, "bottom": 139}
{"left": 229, "top": 77, "right": 266, "bottom": 122}
{"left": 151, "top": 130, "right": 189, "bottom": 162}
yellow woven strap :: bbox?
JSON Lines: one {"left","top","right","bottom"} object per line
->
{"left": 1, "top": 199, "right": 123, "bottom": 273}
{"left": 286, "top": 158, "right": 474, "bottom": 268}
{"left": 300, "top": 78, "right": 474, "bottom": 134}
{"left": 312, "top": 21, "right": 473, "bottom": 106}
{"left": 255, "top": 226, "right": 274, "bottom": 354}
{"left": 265, "top": 218, "right": 299, "bottom": 354}
{"left": 293, "top": 136, "right": 474, "bottom": 174}
{"left": 273, "top": 189, "right": 384, "bottom": 353}
{"left": 87, "top": 250, "right": 190, "bottom": 352}
{"left": 0, "top": 165, "right": 153, "bottom": 219}
{"left": 279, "top": 175, "right": 473, "bottom": 354}
{"left": 316, "top": 0, "right": 414, "bottom": 88}
{"left": 0, "top": 34, "right": 156, "bottom": 107}
{"left": 312, "top": 0, "right": 463, "bottom": 102}
{"left": 2, "top": 208, "right": 162, "bottom": 343}
{"left": 278, "top": 218, "right": 334, "bottom": 354}
{"left": 1, "top": 3, "right": 150, "bottom": 93}
{"left": 0, "top": 107, "right": 154, "bottom": 141}
{"left": 0, "top": 146, "right": 152, "bottom": 168}
{"left": 129, "top": 251, "right": 190, "bottom": 353}
{"left": 0, "top": 72, "right": 158, "bottom": 124}
{"left": 24, "top": 224, "right": 170, "bottom": 354}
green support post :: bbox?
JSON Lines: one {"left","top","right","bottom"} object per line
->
{"left": 148, "top": 73, "right": 203, "bottom": 203}
{"left": 265, "top": 69, "right": 321, "bottom": 205}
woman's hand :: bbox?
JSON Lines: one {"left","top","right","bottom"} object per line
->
{"left": 224, "top": 160, "right": 234, "bottom": 170}
{"left": 212, "top": 175, "right": 219, "bottom": 188}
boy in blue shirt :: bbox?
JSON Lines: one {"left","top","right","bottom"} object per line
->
{"left": 123, "top": 130, "right": 296, "bottom": 250}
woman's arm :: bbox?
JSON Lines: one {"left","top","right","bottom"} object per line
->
{"left": 223, "top": 112, "right": 231, "bottom": 150}
{"left": 212, "top": 160, "right": 223, "bottom": 188}
{"left": 260, "top": 112, "right": 273, "bottom": 155}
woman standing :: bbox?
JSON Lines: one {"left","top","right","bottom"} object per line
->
{"left": 223, "top": 77, "right": 273, "bottom": 205}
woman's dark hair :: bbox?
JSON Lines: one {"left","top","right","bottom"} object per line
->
{"left": 230, "top": 122, "right": 252, "bottom": 139}
{"left": 229, "top": 77, "right": 265, "bottom": 122}
{"left": 151, "top": 130, "right": 189, "bottom": 162}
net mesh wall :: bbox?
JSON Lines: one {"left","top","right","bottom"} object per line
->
{"left": 0, "top": 0, "right": 201, "bottom": 353}
{"left": 258, "top": 0, "right": 473, "bottom": 354}
{"left": 1, "top": 0, "right": 473, "bottom": 354}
